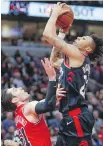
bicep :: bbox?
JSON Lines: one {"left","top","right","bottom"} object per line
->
{"left": 24, "top": 101, "right": 38, "bottom": 115}
{"left": 48, "top": 36, "right": 83, "bottom": 60}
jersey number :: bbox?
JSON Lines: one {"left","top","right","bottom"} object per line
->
{"left": 19, "top": 128, "right": 31, "bottom": 146}
{"left": 80, "top": 75, "right": 88, "bottom": 98}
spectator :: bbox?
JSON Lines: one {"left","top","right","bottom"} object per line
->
{"left": 3, "top": 112, "right": 16, "bottom": 132}
{"left": 92, "top": 133, "right": 103, "bottom": 146}
{"left": 12, "top": 72, "right": 25, "bottom": 88}
{"left": 4, "top": 126, "right": 15, "bottom": 140}
{"left": 93, "top": 110, "right": 103, "bottom": 132}
{"left": 98, "top": 124, "right": 103, "bottom": 143}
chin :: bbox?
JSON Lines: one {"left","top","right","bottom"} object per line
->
{"left": 24, "top": 95, "right": 30, "bottom": 102}
{"left": 26, "top": 95, "right": 30, "bottom": 100}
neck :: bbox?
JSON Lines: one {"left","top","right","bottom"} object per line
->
{"left": 16, "top": 102, "right": 25, "bottom": 107}
{"left": 16, "top": 98, "right": 29, "bottom": 107}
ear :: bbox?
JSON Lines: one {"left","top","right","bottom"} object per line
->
{"left": 86, "top": 47, "right": 92, "bottom": 53}
{"left": 11, "top": 97, "right": 19, "bottom": 104}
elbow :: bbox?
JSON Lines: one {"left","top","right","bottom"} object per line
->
{"left": 43, "top": 32, "right": 51, "bottom": 40}
{"left": 43, "top": 31, "right": 53, "bottom": 42}
{"left": 43, "top": 33, "right": 48, "bottom": 40}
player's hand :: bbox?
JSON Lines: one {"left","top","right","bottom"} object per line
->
{"left": 51, "top": 2, "right": 70, "bottom": 18}
{"left": 41, "top": 58, "right": 56, "bottom": 81}
{"left": 4, "top": 140, "right": 11, "bottom": 146}
{"left": 56, "top": 84, "right": 66, "bottom": 100}
{"left": 59, "top": 25, "right": 72, "bottom": 34}
{"left": 4, "top": 140, "right": 19, "bottom": 146}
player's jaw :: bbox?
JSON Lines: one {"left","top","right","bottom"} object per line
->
{"left": 73, "top": 36, "right": 94, "bottom": 54}
{"left": 19, "top": 91, "right": 30, "bottom": 102}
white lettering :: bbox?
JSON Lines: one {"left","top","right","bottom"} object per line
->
{"left": 82, "top": 64, "right": 90, "bottom": 74}
{"left": 15, "top": 115, "right": 27, "bottom": 127}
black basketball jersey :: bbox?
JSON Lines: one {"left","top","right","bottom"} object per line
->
{"left": 58, "top": 55, "right": 90, "bottom": 115}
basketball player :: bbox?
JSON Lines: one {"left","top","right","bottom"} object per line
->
{"left": 2, "top": 58, "right": 66, "bottom": 146}
{"left": 43, "top": 2, "right": 103, "bottom": 146}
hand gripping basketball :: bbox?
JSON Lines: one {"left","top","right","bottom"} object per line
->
{"left": 56, "top": 3, "right": 74, "bottom": 32}
{"left": 50, "top": 2, "right": 74, "bottom": 32}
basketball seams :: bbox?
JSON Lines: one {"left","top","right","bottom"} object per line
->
{"left": 57, "top": 13, "right": 73, "bottom": 28}
{"left": 58, "top": 13, "right": 74, "bottom": 20}
{"left": 56, "top": 5, "right": 74, "bottom": 30}
{"left": 57, "top": 19, "right": 70, "bottom": 28}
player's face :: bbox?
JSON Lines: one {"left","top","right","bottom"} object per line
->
{"left": 7, "top": 87, "right": 30, "bottom": 103}
{"left": 73, "top": 36, "right": 94, "bottom": 52}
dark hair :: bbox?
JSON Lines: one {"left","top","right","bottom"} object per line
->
{"left": 1, "top": 89, "right": 17, "bottom": 111}
{"left": 89, "top": 34, "right": 103, "bottom": 61}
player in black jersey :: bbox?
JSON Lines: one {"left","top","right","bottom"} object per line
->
{"left": 43, "top": 2, "right": 103, "bottom": 146}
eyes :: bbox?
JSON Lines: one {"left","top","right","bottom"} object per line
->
{"left": 13, "top": 88, "right": 17, "bottom": 92}
{"left": 12, "top": 87, "right": 22, "bottom": 93}
{"left": 77, "top": 37, "right": 86, "bottom": 41}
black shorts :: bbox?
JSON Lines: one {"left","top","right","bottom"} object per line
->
{"left": 56, "top": 107, "right": 95, "bottom": 146}
{"left": 56, "top": 135, "right": 93, "bottom": 146}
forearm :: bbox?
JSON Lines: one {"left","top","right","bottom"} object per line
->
{"left": 35, "top": 81, "right": 57, "bottom": 114}
{"left": 43, "top": 17, "right": 71, "bottom": 57}
{"left": 43, "top": 15, "right": 57, "bottom": 38}
{"left": 43, "top": 14, "right": 64, "bottom": 50}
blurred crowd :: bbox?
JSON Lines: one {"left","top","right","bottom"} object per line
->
{"left": 42, "top": 0, "right": 103, "bottom": 7}
{"left": 66, "top": 0, "right": 103, "bottom": 7}
{"left": 1, "top": 49, "right": 103, "bottom": 146}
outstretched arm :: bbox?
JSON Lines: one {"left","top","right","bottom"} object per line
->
{"left": 24, "top": 58, "right": 57, "bottom": 115}
{"left": 35, "top": 80, "right": 56, "bottom": 114}
{"left": 43, "top": 2, "right": 83, "bottom": 61}
{"left": 24, "top": 58, "right": 66, "bottom": 115}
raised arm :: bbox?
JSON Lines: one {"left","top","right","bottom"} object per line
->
{"left": 24, "top": 58, "right": 66, "bottom": 115}
{"left": 43, "top": 2, "right": 83, "bottom": 61}
{"left": 24, "top": 58, "right": 57, "bottom": 115}
{"left": 50, "top": 31, "right": 66, "bottom": 69}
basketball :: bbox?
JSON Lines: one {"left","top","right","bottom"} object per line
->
{"left": 56, "top": 4, "right": 74, "bottom": 32}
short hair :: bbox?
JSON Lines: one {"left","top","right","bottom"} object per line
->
{"left": 89, "top": 34, "right": 103, "bottom": 61}
{"left": 1, "top": 89, "right": 17, "bottom": 111}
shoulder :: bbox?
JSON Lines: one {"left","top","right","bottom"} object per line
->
{"left": 23, "top": 101, "right": 39, "bottom": 116}
{"left": 65, "top": 54, "right": 85, "bottom": 68}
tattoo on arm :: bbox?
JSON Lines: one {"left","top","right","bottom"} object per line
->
{"left": 53, "top": 48, "right": 62, "bottom": 58}
{"left": 47, "top": 35, "right": 82, "bottom": 59}
{"left": 52, "top": 37, "right": 66, "bottom": 52}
